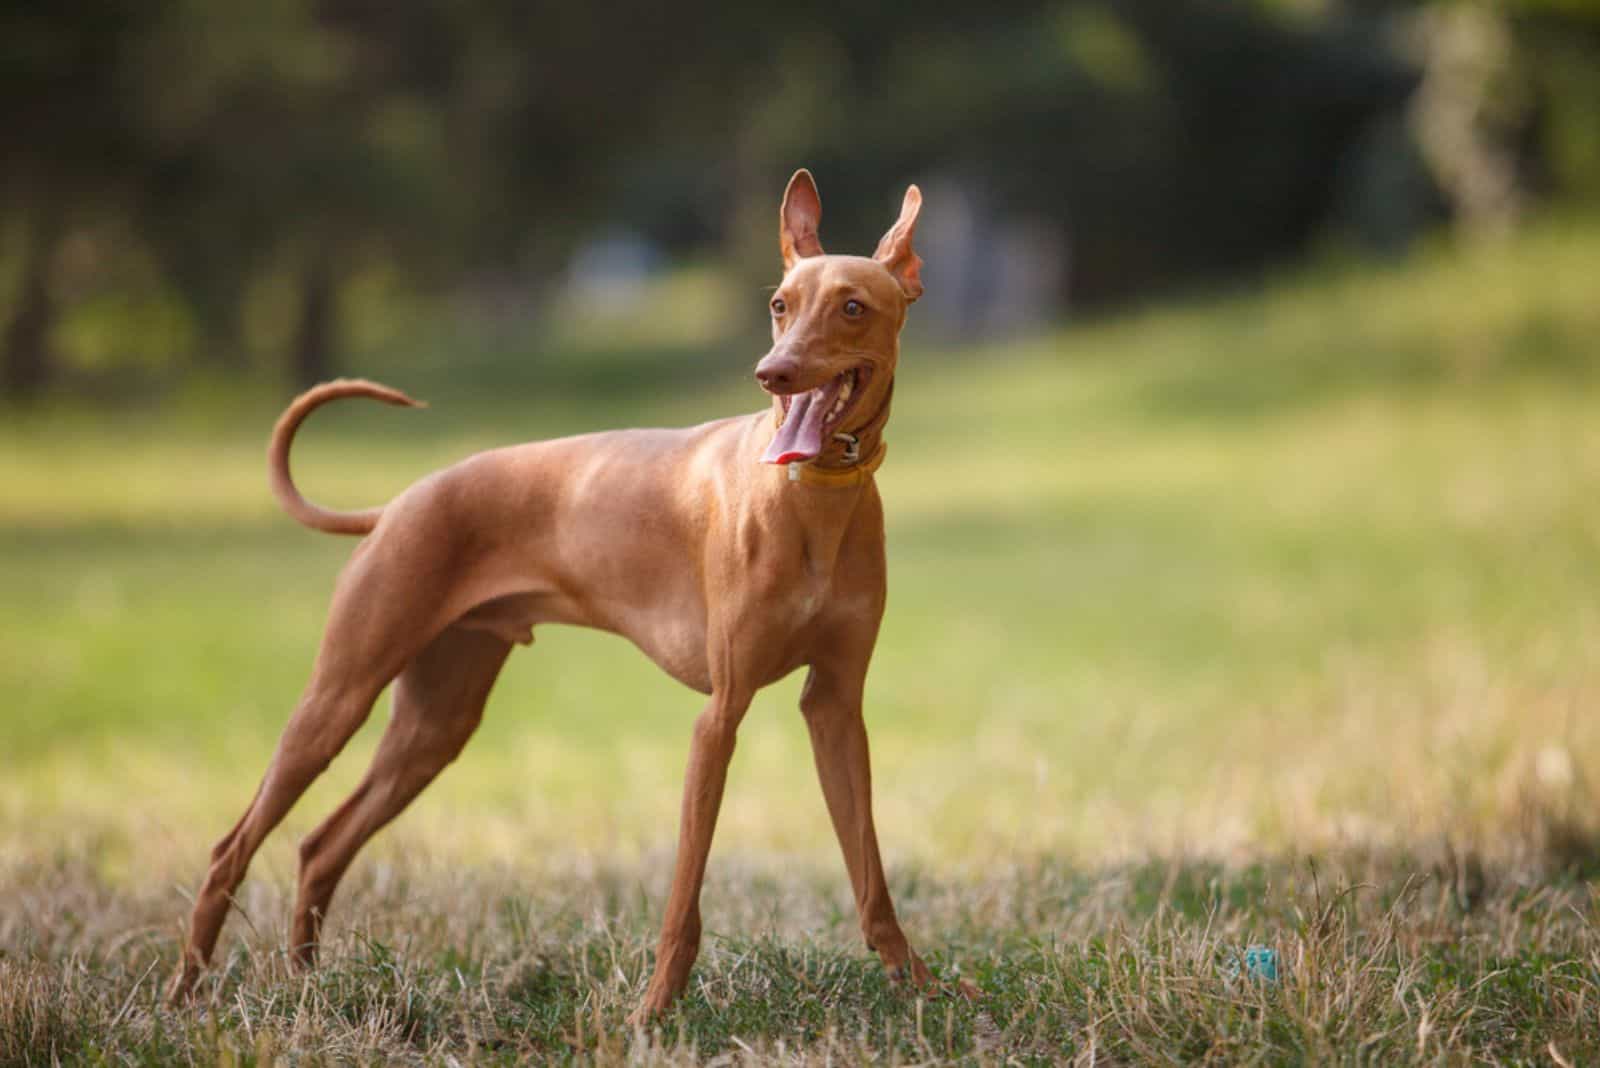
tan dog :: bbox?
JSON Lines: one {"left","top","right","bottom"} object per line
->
{"left": 168, "top": 170, "right": 937, "bottom": 1020}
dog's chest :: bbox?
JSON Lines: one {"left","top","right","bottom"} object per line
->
{"left": 784, "top": 579, "right": 828, "bottom": 626}
{"left": 769, "top": 544, "right": 854, "bottom": 634}
{"left": 735, "top": 546, "right": 835, "bottom": 636}
{"left": 789, "top": 523, "right": 852, "bottom": 616}
{"left": 728, "top": 493, "right": 865, "bottom": 634}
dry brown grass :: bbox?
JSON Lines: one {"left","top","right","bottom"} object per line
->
{"left": 5, "top": 796, "right": 1599, "bottom": 1065}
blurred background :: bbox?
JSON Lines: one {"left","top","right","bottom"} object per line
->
{"left": 4, "top": 0, "right": 1598, "bottom": 395}
{"left": 4, "top": 0, "right": 1600, "bottom": 875}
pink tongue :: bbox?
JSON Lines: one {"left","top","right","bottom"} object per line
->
{"left": 762, "top": 383, "right": 837, "bottom": 464}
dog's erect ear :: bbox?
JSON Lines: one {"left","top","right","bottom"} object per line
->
{"left": 873, "top": 185, "right": 923, "bottom": 302}
{"left": 780, "top": 169, "right": 825, "bottom": 270}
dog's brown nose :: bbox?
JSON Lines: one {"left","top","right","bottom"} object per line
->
{"left": 755, "top": 358, "right": 799, "bottom": 394}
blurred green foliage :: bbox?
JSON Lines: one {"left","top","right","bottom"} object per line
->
{"left": 1, "top": 0, "right": 1597, "bottom": 398}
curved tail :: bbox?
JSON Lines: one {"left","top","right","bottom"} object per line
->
{"left": 269, "top": 378, "right": 426, "bottom": 536}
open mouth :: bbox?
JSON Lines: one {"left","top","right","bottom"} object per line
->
{"left": 761, "top": 366, "right": 870, "bottom": 465}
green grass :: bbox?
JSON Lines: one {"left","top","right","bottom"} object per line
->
{"left": 4, "top": 218, "right": 1600, "bottom": 1062}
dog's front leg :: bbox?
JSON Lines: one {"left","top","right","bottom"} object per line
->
{"left": 632, "top": 687, "right": 752, "bottom": 1022}
{"left": 798, "top": 659, "right": 932, "bottom": 990}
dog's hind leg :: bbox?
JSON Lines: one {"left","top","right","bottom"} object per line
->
{"left": 168, "top": 683, "right": 388, "bottom": 1001}
{"left": 288, "top": 624, "right": 511, "bottom": 965}
{"left": 167, "top": 539, "right": 461, "bottom": 1003}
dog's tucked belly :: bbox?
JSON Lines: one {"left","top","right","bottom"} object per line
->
{"left": 454, "top": 588, "right": 715, "bottom": 695}
{"left": 617, "top": 615, "right": 714, "bottom": 694}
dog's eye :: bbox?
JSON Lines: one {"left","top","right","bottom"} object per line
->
{"left": 843, "top": 299, "right": 864, "bottom": 318}
{"left": 770, "top": 297, "right": 787, "bottom": 316}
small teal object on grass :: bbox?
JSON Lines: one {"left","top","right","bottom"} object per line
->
{"left": 1243, "top": 945, "right": 1279, "bottom": 982}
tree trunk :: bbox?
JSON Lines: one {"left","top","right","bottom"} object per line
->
{"left": 168, "top": 249, "right": 250, "bottom": 370}
{"left": 291, "top": 256, "right": 337, "bottom": 388}
{"left": 2, "top": 214, "right": 61, "bottom": 400}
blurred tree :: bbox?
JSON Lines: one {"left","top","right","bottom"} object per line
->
{"left": 0, "top": 0, "right": 160, "bottom": 398}
{"left": 1509, "top": 0, "right": 1600, "bottom": 204}
{"left": 1409, "top": 2, "right": 1528, "bottom": 236}
{"left": 1, "top": 208, "right": 61, "bottom": 398}
{"left": 2, "top": 0, "right": 1597, "bottom": 399}
{"left": 133, "top": 1, "right": 465, "bottom": 384}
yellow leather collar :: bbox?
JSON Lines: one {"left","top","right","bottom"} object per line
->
{"left": 785, "top": 440, "right": 887, "bottom": 487}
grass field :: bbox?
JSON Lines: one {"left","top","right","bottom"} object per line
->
{"left": 4, "top": 220, "right": 1600, "bottom": 1062}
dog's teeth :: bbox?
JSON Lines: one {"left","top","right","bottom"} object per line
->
{"left": 841, "top": 379, "right": 853, "bottom": 400}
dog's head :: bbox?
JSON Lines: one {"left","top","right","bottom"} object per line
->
{"left": 756, "top": 169, "right": 922, "bottom": 466}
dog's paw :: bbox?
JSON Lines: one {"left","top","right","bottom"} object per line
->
{"left": 625, "top": 1000, "right": 666, "bottom": 1030}
{"left": 164, "top": 966, "right": 199, "bottom": 1007}
{"left": 888, "top": 951, "right": 935, "bottom": 990}
{"left": 950, "top": 976, "right": 983, "bottom": 1001}
{"left": 889, "top": 955, "right": 981, "bottom": 1002}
